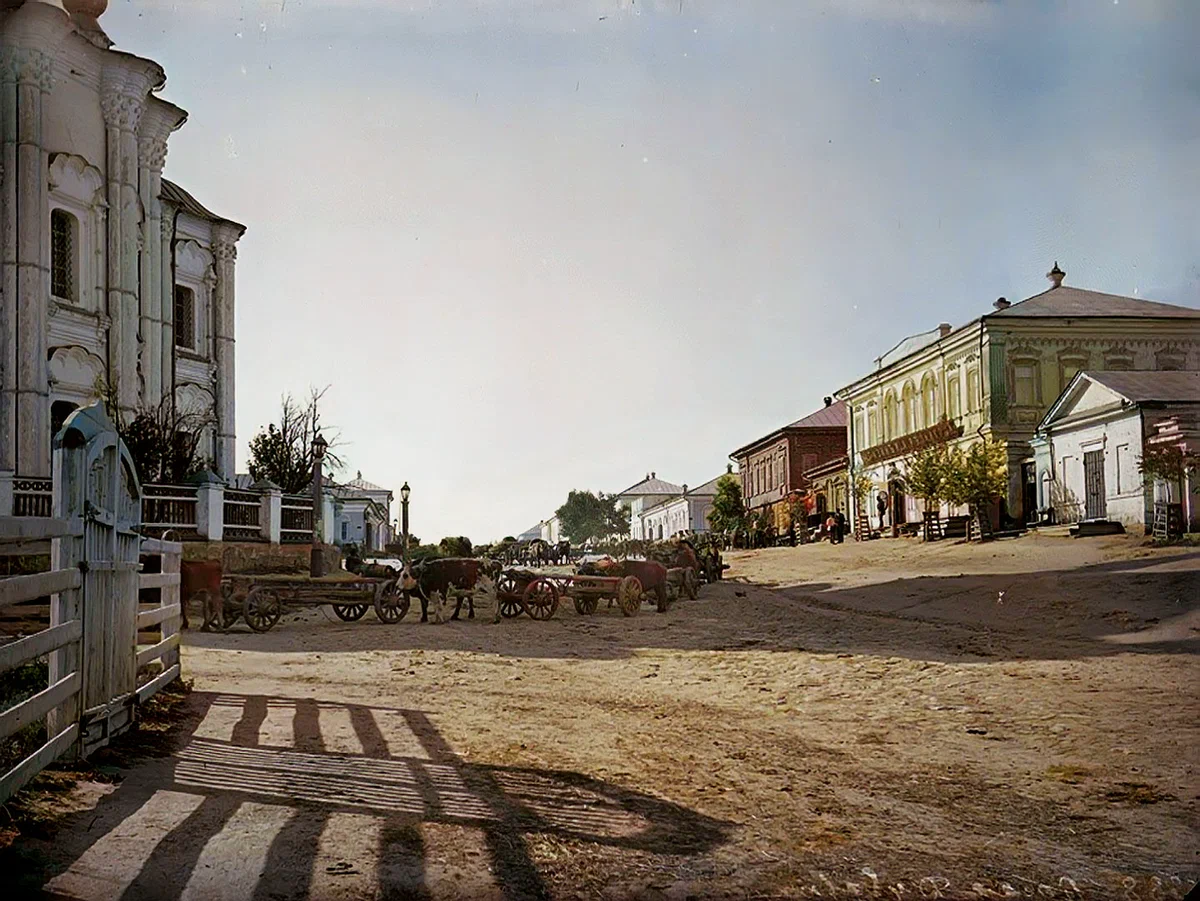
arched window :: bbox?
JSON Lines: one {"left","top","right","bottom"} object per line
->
{"left": 921, "top": 375, "right": 938, "bottom": 428}
{"left": 882, "top": 391, "right": 898, "bottom": 440}
{"left": 867, "top": 404, "right": 879, "bottom": 447}
{"left": 966, "top": 367, "right": 980, "bottom": 413}
{"left": 947, "top": 373, "right": 961, "bottom": 421}
{"left": 51, "top": 209, "right": 78, "bottom": 302}
{"left": 901, "top": 382, "right": 918, "bottom": 434}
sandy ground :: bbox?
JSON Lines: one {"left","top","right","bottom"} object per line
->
{"left": 14, "top": 532, "right": 1200, "bottom": 900}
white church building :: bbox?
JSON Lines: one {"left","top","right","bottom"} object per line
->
{"left": 1, "top": 0, "right": 244, "bottom": 514}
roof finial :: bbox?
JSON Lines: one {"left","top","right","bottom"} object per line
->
{"left": 356, "top": 470, "right": 361, "bottom": 480}
{"left": 1047, "top": 261, "right": 1065, "bottom": 289}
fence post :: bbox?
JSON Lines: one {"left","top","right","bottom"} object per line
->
{"left": 255, "top": 479, "right": 282, "bottom": 543}
{"left": 161, "top": 544, "right": 181, "bottom": 670}
{"left": 47, "top": 435, "right": 85, "bottom": 752}
{"left": 0, "top": 470, "right": 12, "bottom": 518}
{"left": 194, "top": 473, "right": 225, "bottom": 542}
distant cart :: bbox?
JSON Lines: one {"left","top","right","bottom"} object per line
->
{"left": 218, "top": 571, "right": 406, "bottom": 633}
{"left": 494, "top": 568, "right": 684, "bottom": 621}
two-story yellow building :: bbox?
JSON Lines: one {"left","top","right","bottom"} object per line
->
{"left": 836, "top": 265, "right": 1200, "bottom": 530}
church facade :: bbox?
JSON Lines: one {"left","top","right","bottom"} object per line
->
{"left": 0, "top": 0, "right": 243, "bottom": 511}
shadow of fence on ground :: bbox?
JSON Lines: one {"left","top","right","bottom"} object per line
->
{"left": 34, "top": 691, "right": 730, "bottom": 901}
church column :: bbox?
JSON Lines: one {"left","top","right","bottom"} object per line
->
{"left": 159, "top": 206, "right": 174, "bottom": 409}
{"left": 211, "top": 229, "right": 238, "bottom": 479}
{"left": 1, "top": 47, "right": 54, "bottom": 478}
{"left": 137, "top": 135, "right": 166, "bottom": 408}
{"left": 100, "top": 84, "right": 144, "bottom": 419}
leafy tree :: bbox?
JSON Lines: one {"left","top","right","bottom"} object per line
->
{"left": 945, "top": 439, "right": 1008, "bottom": 534}
{"left": 1138, "top": 443, "right": 1199, "bottom": 502}
{"left": 905, "top": 444, "right": 952, "bottom": 541}
{"left": 247, "top": 387, "right": 343, "bottom": 494}
{"left": 555, "top": 490, "right": 629, "bottom": 544}
{"left": 438, "top": 536, "right": 474, "bottom": 557}
{"left": 706, "top": 474, "right": 747, "bottom": 534}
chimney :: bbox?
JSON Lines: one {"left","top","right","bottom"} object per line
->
{"left": 938, "top": 322, "right": 952, "bottom": 337}
{"left": 993, "top": 296, "right": 1010, "bottom": 311}
{"left": 823, "top": 396, "right": 832, "bottom": 407}
{"left": 651, "top": 471, "right": 656, "bottom": 479}
{"left": 1047, "top": 261, "right": 1065, "bottom": 288}
{"left": 682, "top": 483, "right": 688, "bottom": 495}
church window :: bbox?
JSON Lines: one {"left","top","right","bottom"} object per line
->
{"left": 51, "top": 209, "right": 77, "bottom": 301}
{"left": 174, "top": 286, "right": 196, "bottom": 350}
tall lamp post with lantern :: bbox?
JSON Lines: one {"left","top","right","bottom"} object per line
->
{"left": 400, "top": 482, "right": 411, "bottom": 568}
{"left": 310, "top": 432, "right": 329, "bottom": 577}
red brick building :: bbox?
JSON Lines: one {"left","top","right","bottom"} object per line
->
{"left": 730, "top": 398, "right": 848, "bottom": 521}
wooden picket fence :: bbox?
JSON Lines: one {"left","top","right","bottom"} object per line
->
{"left": 0, "top": 403, "right": 182, "bottom": 804}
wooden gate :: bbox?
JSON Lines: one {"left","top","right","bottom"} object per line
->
{"left": 1083, "top": 450, "right": 1106, "bottom": 520}
{"left": 1, "top": 402, "right": 181, "bottom": 803}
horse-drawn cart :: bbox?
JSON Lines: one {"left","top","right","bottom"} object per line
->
{"left": 217, "top": 571, "right": 406, "bottom": 633}
{"left": 494, "top": 569, "right": 645, "bottom": 620}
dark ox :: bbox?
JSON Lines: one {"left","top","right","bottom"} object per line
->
{"left": 180, "top": 559, "right": 224, "bottom": 631}
{"left": 401, "top": 557, "right": 489, "bottom": 623}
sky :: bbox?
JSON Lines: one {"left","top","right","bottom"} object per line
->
{"left": 103, "top": 0, "right": 1200, "bottom": 543}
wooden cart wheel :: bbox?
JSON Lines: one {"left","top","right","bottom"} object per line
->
{"left": 333, "top": 604, "right": 369, "bottom": 621}
{"left": 522, "top": 578, "right": 560, "bottom": 621}
{"left": 618, "top": 576, "right": 643, "bottom": 617}
{"left": 244, "top": 587, "right": 283, "bottom": 633}
{"left": 682, "top": 567, "right": 699, "bottom": 601}
{"left": 496, "top": 573, "right": 525, "bottom": 619}
{"left": 573, "top": 594, "right": 599, "bottom": 616}
{"left": 374, "top": 581, "right": 410, "bottom": 624}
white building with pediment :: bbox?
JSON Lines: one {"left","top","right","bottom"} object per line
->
{"left": 0, "top": 0, "right": 244, "bottom": 512}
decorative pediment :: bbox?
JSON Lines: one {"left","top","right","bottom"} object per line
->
{"left": 49, "top": 153, "right": 104, "bottom": 205}
{"left": 48, "top": 345, "right": 106, "bottom": 392}
{"left": 176, "top": 240, "right": 214, "bottom": 280}
{"left": 1008, "top": 344, "right": 1042, "bottom": 361}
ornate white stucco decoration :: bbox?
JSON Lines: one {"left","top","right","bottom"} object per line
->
{"left": 49, "top": 345, "right": 106, "bottom": 393}
{"left": 175, "top": 382, "right": 214, "bottom": 417}
{"left": 176, "top": 240, "right": 214, "bottom": 280}
{"left": 48, "top": 153, "right": 104, "bottom": 204}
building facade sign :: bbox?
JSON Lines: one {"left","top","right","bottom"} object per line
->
{"left": 860, "top": 419, "right": 963, "bottom": 466}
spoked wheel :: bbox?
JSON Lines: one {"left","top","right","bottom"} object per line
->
{"left": 573, "top": 594, "right": 599, "bottom": 615}
{"left": 618, "top": 576, "right": 643, "bottom": 617}
{"left": 374, "top": 581, "right": 411, "bottom": 624}
{"left": 333, "top": 603, "right": 369, "bottom": 621}
{"left": 244, "top": 587, "right": 283, "bottom": 633}
{"left": 682, "top": 567, "right": 699, "bottom": 601}
{"left": 496, "top": 573, "right": 525, "bottom": 619}
{"left": 522, "top": 578, "right": 560, "bottom": 621}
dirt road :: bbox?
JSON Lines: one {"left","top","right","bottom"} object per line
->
{"left": 15, "top": 533, "right": 1200, "bottom": 899}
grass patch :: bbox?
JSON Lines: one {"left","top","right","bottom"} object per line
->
{"left": 1044, "top": 764, "right": 1092, "bottom": 784}
{"left": 1103, "top": 782, "right": 1175, "bottom": 805}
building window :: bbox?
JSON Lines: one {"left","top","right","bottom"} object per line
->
{"left": 51, "top": 209, "right": 78, "bottom": 302}
{"left": 1059, "top": 355, "right": 1089, "bottom": 390}
{"left": 802, "top": 453, "right": 817, "bottom": 475}
{"left": 947, "top": 375, "right": 961, "bottom": 420}
{"left": 921, "top": 376, "right": 938, "bottom": 427}
{"left": 966, "top": 367, "right": 980, "bottom": 413}
{"left": 902, "top": 383, "right": 917, "bottom": 434}
{"left": 883, "top": 392, "right": 898, "bottom": 439}
{"left": 1013, "top": 362, "right": 1038, "bottom": 406}
{"left": 867, "top": 406, "right": 879, "bottom": 447}
{"left": 1155, "top": 349, "right": 1185, "bottom": 371}
{"left": 174, "top": 286, "right": 195, "bottom": 350}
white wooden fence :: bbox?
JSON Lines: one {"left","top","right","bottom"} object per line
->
{"left": 0, "top": 403, "right": 182, "bottom": 804}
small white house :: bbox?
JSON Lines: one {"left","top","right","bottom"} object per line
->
{"left": 615, "top": 473, "right": 684, "bottom": 540}
{"left": 539, "top": 516, "right": 561, "bottom": 544}
{"left": 638, "top": 475, "right": 722, "bottom": 540}
{"left": 331, "top": 472, "right": 393, "bottom": 552}
{"left": 1032, "top": 371, "right": 1200, "bottom": 530}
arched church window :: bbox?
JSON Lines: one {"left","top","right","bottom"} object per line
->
{"left": 51, "top": 209, "right": 78, "bottom": 302}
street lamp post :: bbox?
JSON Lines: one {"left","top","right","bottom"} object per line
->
{"left": 310, "top": 432, "right": 329, "bottom": 578}
{"left": 400, "top": 482, "right": 411, "bottom": 568}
